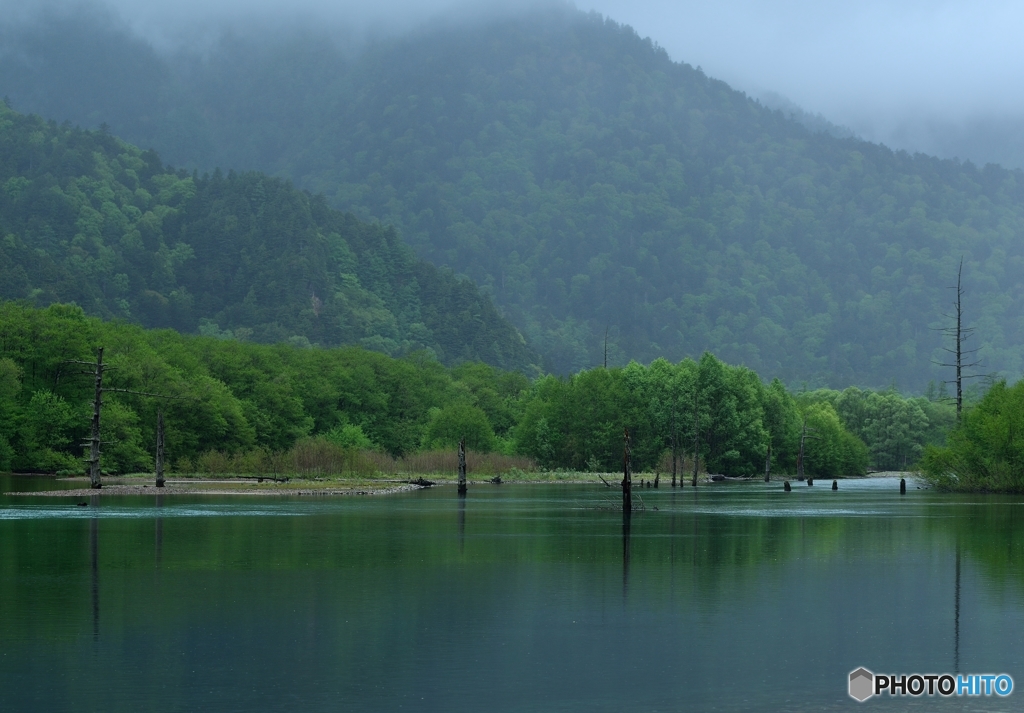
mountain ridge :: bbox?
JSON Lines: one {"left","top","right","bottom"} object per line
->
{"left": 0, "top": 102, "right": 539, "bottom": 371}
{"left": 3, "top": 6, "right": 1023, "bottom": 388}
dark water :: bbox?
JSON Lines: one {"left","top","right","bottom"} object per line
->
{"left": 1, "top": 475, "right": 1022, "bottom": 712}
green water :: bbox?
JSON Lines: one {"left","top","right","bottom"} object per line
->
{"left": 1, "top": 476, "right": 1022, "bottom": 712}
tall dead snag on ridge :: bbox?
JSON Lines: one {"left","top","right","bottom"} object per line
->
{"left": 457, "top": 438, "right": 467, "bottom": 495}
{"left": 934, "top": 258, "right": 981, "bottom": 422}
{"left": 622, "top": 427, "right": 632, "bottom": 513}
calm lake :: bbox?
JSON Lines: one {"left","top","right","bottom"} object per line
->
{"left": 1, "top": 476, "right": 1022, "bottom": 712}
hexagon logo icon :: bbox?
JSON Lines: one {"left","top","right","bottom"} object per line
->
{"left": 849, "top": 668, "right": 874, "bottom": 702}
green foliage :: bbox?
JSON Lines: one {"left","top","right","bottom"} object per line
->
{"left": 18, "top": 390, "right": 82, "bottom": 472}
{"left": 5, "top": 10, "right": 1024, "bottom": 388}
{"left": 322, "top": 423, "right": 375, "bottom": 450}
{"left": 799, "top": 387, "right": 954, "bottom": 470}
{"left": 921, "top": 380, "right": 1024, "bottom": 492}
{"left": 800, "top": 403, "right": 870, "bottom": 478}
{"left": 0, "top": 301, "right": 943, "bottom": 477}
{"left": 513, "top": 355, "right": 861, "bottom": 476}
{"left": 0, "top": 301, "right": 526, "bottom": 471}
{"left": 100, "top": 400, "right": 153, "bottom": 473}
{"left": 762, "top": 378, "right": 801, "bottom": 471}
{"left": 422, "top": 403, "right": 497, "bottom": 453}
{"left": 0, "top": 102, "right": 538, "bottom": 372}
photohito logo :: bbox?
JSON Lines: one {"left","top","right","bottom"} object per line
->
{"left": 848, "top": 668, "right": 1013, "bottom": 702}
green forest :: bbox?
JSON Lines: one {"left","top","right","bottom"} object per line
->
{"left": 0, "top": 302, "right": 953, "bottom": 480}
{"left": 3, "top": 7, "right": 1024, "bottom": 387}
{"left": 0, "top": 102, "right": 536, "bottom": 371}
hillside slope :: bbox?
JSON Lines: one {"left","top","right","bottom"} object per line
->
{"left": 4, "top": 7, "right": 1024, "bottom": 387}
{"left": 0, "top": 103, "right": 537, "bottom": 370}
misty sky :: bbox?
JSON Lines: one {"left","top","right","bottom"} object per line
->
{"left": 12, "top": 0, "right": 1024, "bottom": 166}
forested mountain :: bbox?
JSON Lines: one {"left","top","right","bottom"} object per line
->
{"left": 4, "top": 6, "right": 1024, "bottom": 388}
{"left": 0, "top": 103, "right": 537, "bottom": 370}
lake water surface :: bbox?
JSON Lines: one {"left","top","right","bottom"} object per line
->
{"left": 1, "top": 476, "right": 1022, "bottom": 712}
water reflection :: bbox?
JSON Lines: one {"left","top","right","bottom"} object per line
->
{"left": 155, "top": 494, "right": 163, "bottom": 568}
{"left": 1, "top": 485, "right": 1023, "bottom": 713}
{"left": 89, "top": 494, "right": 99, "bottom": 641}
{"left": 954, "top": 540, "right": 961, "bottom": 673}
{"left": 621, "top": 509, "right": 631, "bottom": 599}
{"left": 457, "top": 493, "right": 466, "bottom": 554}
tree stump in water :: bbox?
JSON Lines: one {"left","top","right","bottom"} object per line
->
{"left": 900, "top": 477, "right": 906, "bottom": 495}
{"left": 832, "top": 480, "right": 838, "bottom": 490}
{"left": 807, "top": 477, "right": 814, "bottom": 486}
{"left": 783, "top": 481, "right": 791, "bottom": 492}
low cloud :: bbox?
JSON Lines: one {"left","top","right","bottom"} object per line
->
{"left": 6, "top": 0, "right": 1024, "bottom": 165}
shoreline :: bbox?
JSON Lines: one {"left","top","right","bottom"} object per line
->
{"left": 5, "top": 470, "right": 919, "bottom": 497}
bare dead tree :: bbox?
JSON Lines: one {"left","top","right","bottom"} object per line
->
{"left": 66, "top": 347, "right": 183, "bottom": 489}
{"left": 671, "top": 391, "right": 678, "bottom": 487}
{"left": 796, "top": 418, "right": 820, "bottom": 484}
{"left": 622, "top": 427, "right": 632, "bottom": 512}
{"left": 457, "top": 438, "right": 467, "bottom": 496}
{"left": 691, "top": 382, "right": 701, "bottom": 487}
{"left": 155, "top": 410, "right": 166, "bottom": 488}
{"left": 764, "top": 442, "right": 772, "bottom": 483}
{"left": 933, "top": 258, "right": 982, "bottom": 421}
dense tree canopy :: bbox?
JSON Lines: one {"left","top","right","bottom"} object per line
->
{"left": 921, "top": 380, "right": 1024, "bottom": 492}
{"left": 0, "top": 301, "right": 528, "bottom": 472}
{"left": 0, "top": 102, "right": 538, "bottom": 371}
{"left": 514, "top": 355, "right": 873, "bottom": 477}
{"left": 0, "top": 302, "right": 948, "bottom": 476}
{"left": 4, "top": 8, "right": 1024, "bottom": 387}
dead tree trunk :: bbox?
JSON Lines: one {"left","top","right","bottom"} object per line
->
{"left": 155, "top": 409, "right": 165, "bottom": 488}
{"left": 934, "top": 259, "right": 981, "bottom": 423}
{"left": 797, "top": 426, "right": 805, "bottom": 482}
{"left": 457, "top": 438, "right": 467, "bottom": 495}
{"left": 796, "top": 419, "right": 820, "bottom": 483}
{"left": 88, "top": 347, "right": 104, "bottom": 489}
{"left": 671, "top": 398, "right": 678, "bottom": 487}
{"left": 954, "top": 262, "right": 965, "bottom": 420}
{"left": 69, "top": 347, "right": 178, "bottom": 490}
{"left": 691, "top": 386, "right": 699, "bottom": 487}
{"left": 622, "top": 427, "right": 632, "bottom": 512}
{"left": 764, "top": 442, "right": 772, "bottom": 483}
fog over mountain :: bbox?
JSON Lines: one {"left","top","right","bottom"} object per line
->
{"left": 6, "top": 0, "right": 1024, "bottom": 169}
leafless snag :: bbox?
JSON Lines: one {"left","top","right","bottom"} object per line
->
{"left": 457, "top": 438, "right": 467, "bottom": 496}
{"left": 622, "top": 427, "right": 632, "bottom": 512}
{"left": 932, "top": 258, "right": 982, "bottom": 421}
{"left": 66, "top": 347, "right": 184, "bottom": 489}
{"left": 796, "top": 418, "right": 820, "bottom": 484}
{"left": 691, "top": 383, "right": 700, "bottom": 487}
